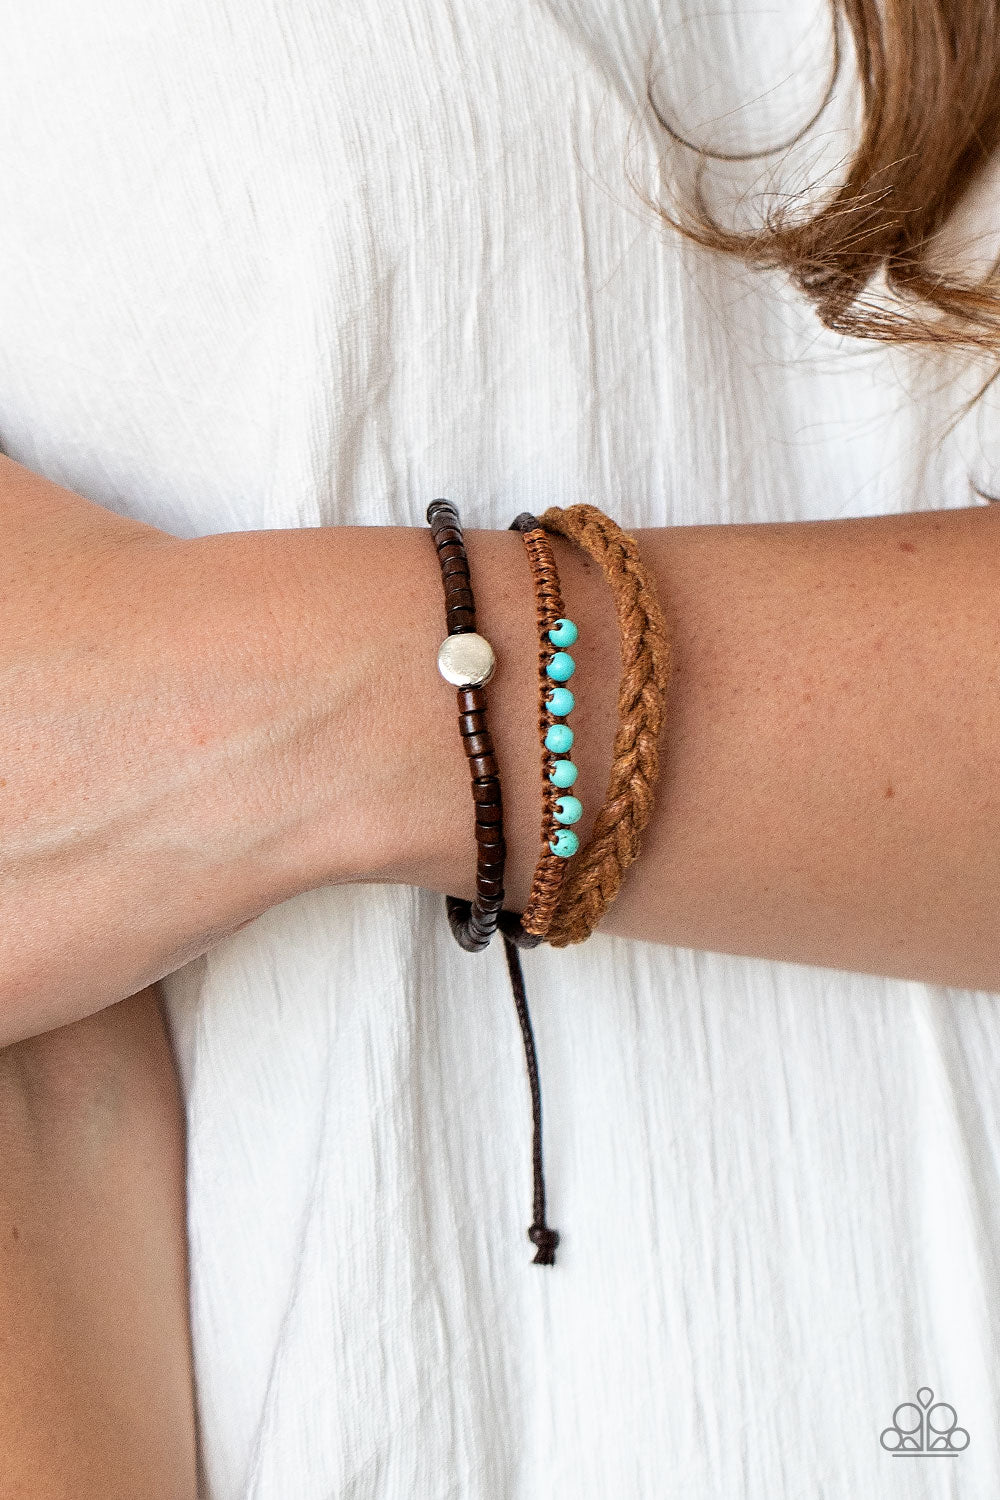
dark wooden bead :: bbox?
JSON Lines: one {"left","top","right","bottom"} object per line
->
{"left": 462, "top": 731, "right": 494, "bottom": 759}
{"left": 471, "top": 778, "right": 501, "bottom": 803}
{"left": 459, "top": 711, "right": 487, "bottom": 737}
{"left": 474, "top": 801, "right": 502, "bottom": 824}
{"left": 468, "top": 754, "right": 499, "bottom": 780}
{"left": 441, "top": 555, "right": 468, "bottom": 579}
{"left": 447, "top": 907, "right": 491, "bottom": 952}
{"left": 437, "top": 541, "right": 465, "bottom": 565}
{"left": 458, "top": 687, "right": 488, "bottom": 713}
{"left": 475, "top": 824, "right": 504, "bottom": 847}
{"left": 447, "top": 608, "right": 476, "bottom": 632}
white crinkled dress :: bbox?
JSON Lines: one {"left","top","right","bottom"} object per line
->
{"left": 1, "top": 0, "right": 999, "bottom": 1495}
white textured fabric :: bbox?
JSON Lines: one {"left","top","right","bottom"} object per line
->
{"left": 2, "top": 1, "right": 1000, "bottom": 1495}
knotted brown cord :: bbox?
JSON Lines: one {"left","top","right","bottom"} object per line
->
{"left": 504, "top": 512, "right": 573, "bottom": 941}
{"left": 539, "top": 504, "right": 672, "bottom": 947}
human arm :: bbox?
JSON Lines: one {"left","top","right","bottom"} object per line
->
{"left": 4, "top": 449, "right": 1000, "bottom": 1045}
{"left": 0, "top": 982, "right": 196, "bottom": 1497}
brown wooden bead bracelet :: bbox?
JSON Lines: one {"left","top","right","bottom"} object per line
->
{"left": 426, "top": 498, "right": 506, "bottom": 953}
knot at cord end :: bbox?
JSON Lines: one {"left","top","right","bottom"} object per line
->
{"left": 528, "top": 1223, "right": 560, "bottom": 1266}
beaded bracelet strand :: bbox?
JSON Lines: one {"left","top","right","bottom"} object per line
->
{"left": 426, "top": 499, "right": 506, "bottom": 953}
{"left": 492, "top": 508, "right": 588, "bottom": 1264}
{"left": 501, "top": 512, "right": 583, "bottom": 946}
{"left": 427, "top": 499, "right": 561, "bottom": 1265}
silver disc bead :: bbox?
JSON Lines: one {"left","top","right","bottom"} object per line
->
{"left": 437, "top": 631, "right": 496, "bottom": 688}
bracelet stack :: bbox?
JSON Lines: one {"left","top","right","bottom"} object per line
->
{"left": 426, "top": 496, "right": 671, "bottom": 1267}
{"left": 427, "top": 497, "right": 560, "bottom": 1264}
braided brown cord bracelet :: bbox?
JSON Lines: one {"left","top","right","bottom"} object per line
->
{"left": 538, "top": 503, "right": 672, "bottom": 947}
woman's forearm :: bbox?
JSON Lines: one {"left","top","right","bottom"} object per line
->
{"left": 473, "top": 504, "right": 1000, "bottom": 991}
{"left": 251, "top": 500, "right": 1000, "bottom": 992}
{"left": 5, "top": 445, "right": 1000, "bottom": 1043}
{"left": 603, "top": 506, "right": 1000, "bottom": 990}
{"left": 0, "top": 985, "right": 196, "bottom": 1496}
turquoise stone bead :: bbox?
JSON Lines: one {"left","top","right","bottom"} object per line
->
{"left": 549, "top": 828, "right": 580, "bottom": 858}
{"left": 548, "top": 617, "right": 579, "bottom": 648}
{"left": 546, "top": 651, "right": 575, "bottom": 682}
{"left": 544, "top": 723, "right": 574, "bottom": 754}
{"left": 545, "top": 686, "right": 575, "bottom": 717}
{"left": 554, "top": 794, "right": 583, "bottom": 825}
{"left": 549, "top": 759, "right": 578, "bottom": 788}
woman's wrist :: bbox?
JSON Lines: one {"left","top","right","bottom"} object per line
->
{"left": 245, "top": 520, "right": 621, "bottom": 913}
{"left": 0, "top": 481, "right": 612, "bottom": 1036}
{"left": 0, "top": 520, "right": 318, "bottom": 1037}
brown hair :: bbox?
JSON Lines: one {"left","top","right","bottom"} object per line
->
{"left": 637, "top": 0, "right": 1000, "bottom": 349}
